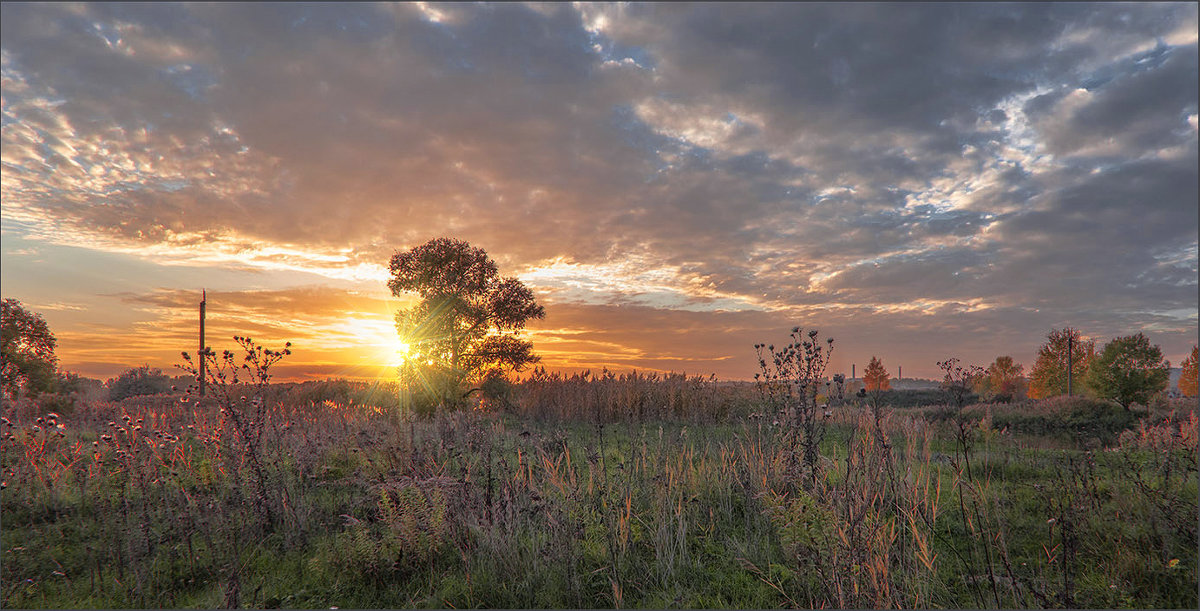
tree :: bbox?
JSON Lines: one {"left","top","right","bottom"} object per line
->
{"left": 1, "top": 299, "right": 58, "bottom": 399}
{"left": 862, "top": 356, "right": 890, "bottom": 392}
{"left": 389, "top": 238, "right": 545, "bottom": 407}
{"left": 1029, "top": 327, "right": 1094, "bottom": 399}
{"left": 977, "top": 355, "right": 1026, "bottom": 403}
{"left": 1084, "top": 333, "right": 1170, "bottom": 410}
{"left": 1180, "top": 346, "right": 1198, "bottom": 398}
{"left": 106, "top": 365, "right": 173, "bottom": 401}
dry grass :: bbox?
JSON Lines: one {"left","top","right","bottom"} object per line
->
{"left": 2, "top": 367, "right": 1196, "bottom": 608}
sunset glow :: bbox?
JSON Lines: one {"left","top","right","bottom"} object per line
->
{"left": 1, "top": 2, "right": 1196, "bottom": 383}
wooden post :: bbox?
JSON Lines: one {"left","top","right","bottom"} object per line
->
{"left": 199, "top": 290, "right": 206, "bottom": 397}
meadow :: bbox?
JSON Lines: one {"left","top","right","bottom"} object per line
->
{"left": 2, "top": 370, "right": 1196, "bottom": 609}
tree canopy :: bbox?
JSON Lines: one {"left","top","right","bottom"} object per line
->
{"left": 389, "top": 238, "right": 545, "bottom": 407}
{"left": 1084, "top": 333, "right": 1170, "bottom": 410}
{"left": 976, "top": 355, "right": 1026, "bottom": 403}
{"left": 1180, "top": 346, "right": 1198, "bottom": 398}
{"left": 107, "top": 365, "right": 174, "bottom": 401}
{"left": 1, "top": 298, "right": 58, "bottom": 399}
{"left": 1029, "top": 327, "right": 1094, "bottom": 399}
{"left": 862, "top": 356, "right": 890, "bottom": 392}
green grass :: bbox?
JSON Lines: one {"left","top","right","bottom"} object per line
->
{"left": 2, "top": 391, "right": 1196, "bottom": 609}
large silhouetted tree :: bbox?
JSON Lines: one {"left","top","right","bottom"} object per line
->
{"left": 1, "top": 299, "right": 58, "bottom": 399}
{"left": 389, "top": 238, "right": 544, "bottom": 408}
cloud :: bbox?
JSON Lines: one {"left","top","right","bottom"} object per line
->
{"left": 1024, "top": 45, "right": 1198, "bottom": 159}
{"left": 2, "top": 2, "right": 1196, "bottom": 378}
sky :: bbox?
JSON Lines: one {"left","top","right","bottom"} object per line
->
{"left": 2, "top": 2, "right": 1197, "bottom": 383}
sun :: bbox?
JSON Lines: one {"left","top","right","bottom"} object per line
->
{"left": 375, "top": 333, "right": 412, "bottom": 368}
{"left": 331, "top": 317, "right": 414, "bottom": 371}
{"left": 392, "top": 340, "right": 412, "bottom": 367}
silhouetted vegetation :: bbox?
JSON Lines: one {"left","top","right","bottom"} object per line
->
{"left": 389, "top": 238, "right": 544, "bottom": 410}
{"left": 106, "top": 365, "right": 174, "bottom": 401}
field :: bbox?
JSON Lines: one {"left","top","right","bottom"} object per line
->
{"left": 2, "top": 373, "right": 1197, "bottom": 609}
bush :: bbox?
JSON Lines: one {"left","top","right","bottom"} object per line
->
{"left": 990, "top": 396, "right": 1144, "bottom": 447}
{"left": 28, "top": 372, "right": 104, "bottom": 415}
{"left": 877, "top": 389, "right": 976, "bottom": 408}
{"left": 479, "top": 370, "right": 515, "bottom": 409}
{"left": 106, "top": 365, "right": 173, "bottom": 401}
{"left": 280, "top": 379, "right": 402, "bottom": 411}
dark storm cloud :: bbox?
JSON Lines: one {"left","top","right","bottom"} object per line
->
{"left": 3, "top": 2, "right": 1196, "bottom": 377}
{"left": 1025, "top": 44, "right": 1198, "bottom": 158}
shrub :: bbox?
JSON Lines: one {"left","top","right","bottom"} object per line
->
{"left": 990, "top": 396, "right": 1144, "bottom": 447}
{"left": 282, "top": 379, "right": 401, "bottom": 411}
{"left": 106, "top": 365, "right": 173, "bottom": 401}
{"left": 875, "top": 389, "right": 976, "bottom": 409}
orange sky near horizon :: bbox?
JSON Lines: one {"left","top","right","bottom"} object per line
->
{"left": 22, "top": 279, "right": 1194, "bottom": 385}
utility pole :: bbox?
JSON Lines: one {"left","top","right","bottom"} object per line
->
{"left": 199, "top": 289, "right": 207, "bottom": 397}
{"left": 852, "top": 363, "right": 856, "bottom": 380}
{"left": 899, "top": 365, "right": 902, "bottom": 380}
{"left": 1067, "top": 332, "right": 1073, "bottom": 397}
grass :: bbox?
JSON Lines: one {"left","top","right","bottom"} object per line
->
{"left": 2, "top": 377, "right": 1196, "bottom": 609}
